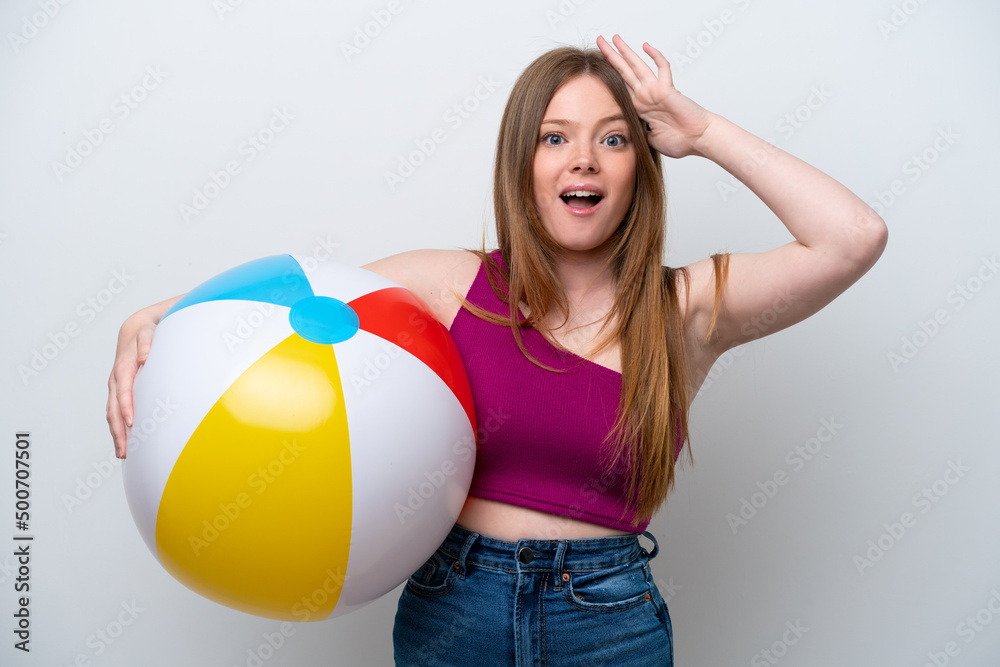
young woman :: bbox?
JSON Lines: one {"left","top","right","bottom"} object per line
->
{"left": 107, "top": 35, "right": 887, "bottom": 665}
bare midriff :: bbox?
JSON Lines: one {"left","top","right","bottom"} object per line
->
{"left": 455, "top": 496, "right": 632, "bottom": 541}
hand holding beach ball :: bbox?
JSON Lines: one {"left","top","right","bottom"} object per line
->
{"left": 123, "top": 255, "right": 476, "bottom": 621}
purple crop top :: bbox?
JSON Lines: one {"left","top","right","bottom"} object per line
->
{"left": 448, "top": 251, "right": 685, "bottom": 534}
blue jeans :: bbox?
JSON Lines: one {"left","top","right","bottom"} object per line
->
{"left": 393, "top": 523, "right": 673, "bottom": 666}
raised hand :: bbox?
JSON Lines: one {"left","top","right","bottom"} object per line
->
{"left": 596, "top": 34, "right": 715, "bottom": 160}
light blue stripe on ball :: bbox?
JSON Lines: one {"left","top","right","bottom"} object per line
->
{"left": 164, "top": 255, "right": 313, "bottom": 319}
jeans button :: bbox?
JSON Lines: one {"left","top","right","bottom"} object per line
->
{"left": 517, "top": 547, "right": 534, "bottom": 564}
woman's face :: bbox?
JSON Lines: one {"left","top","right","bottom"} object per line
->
{"left": 532, "top": 74, "right": 637, "bottom": 258}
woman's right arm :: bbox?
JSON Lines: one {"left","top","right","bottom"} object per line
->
{"left": 363, "top": 249, "right": 480, "bottom": 327}
{"left": 107, "top": 294, "right": 184, "bottom": 459}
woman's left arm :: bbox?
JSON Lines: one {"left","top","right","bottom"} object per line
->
{"left": 598, "top": 35, "right": 889, "bottom": 354}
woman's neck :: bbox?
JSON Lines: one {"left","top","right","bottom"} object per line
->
{"left": 543, "top": 247, "right": 618, "bottom": 336}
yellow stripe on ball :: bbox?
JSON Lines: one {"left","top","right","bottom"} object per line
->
{"left": 154, "top": 333, "right": 353, "bottom": 621}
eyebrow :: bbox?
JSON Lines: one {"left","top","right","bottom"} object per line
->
{"left": 540, "top": 114, "right": 627, "bottom": 127}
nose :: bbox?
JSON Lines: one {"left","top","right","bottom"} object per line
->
{"left": 570, "top": 142, "right": 598, "bottom": 173}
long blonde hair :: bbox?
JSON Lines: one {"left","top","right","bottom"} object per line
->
{"left": 465, "top": 46, "right": 730, "bottom": 524}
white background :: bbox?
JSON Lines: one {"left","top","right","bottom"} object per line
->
{"left": 1, "top": 0, "right": 998, "bottom": 665}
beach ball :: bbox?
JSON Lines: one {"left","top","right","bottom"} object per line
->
{"left": 123, "top": 254, "right": 476, "bottom": 621}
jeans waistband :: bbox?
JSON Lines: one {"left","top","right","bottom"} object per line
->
{"left": 437, "top": 523, "right": 659, "bottom": 579}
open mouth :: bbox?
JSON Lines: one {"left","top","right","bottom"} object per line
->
{"left": 560, "top": 192, "right": 603, "bottom": 209}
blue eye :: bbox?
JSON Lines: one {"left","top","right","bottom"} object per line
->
{"left": 542, "top": 133, "right": 564, "bottom": 146}
{"left": 604, "top": 134, "right": 627, "bottom": 147}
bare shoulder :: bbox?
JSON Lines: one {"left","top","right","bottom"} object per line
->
{"left": 362, "top": 249, "right": 483, "bottom": 328}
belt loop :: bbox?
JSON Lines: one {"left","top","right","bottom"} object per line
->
{"left": 456, "top": 531, "right": 479, "bottom": 577}
{"left": 641, "top": 531, "right": 659, "bottom": 560}
{"left": 552, "top": 539, "right": 568, "bottom": 589}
